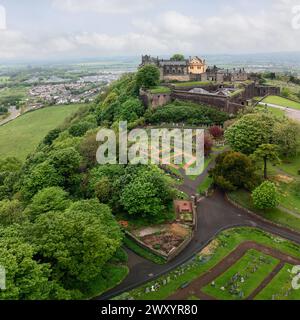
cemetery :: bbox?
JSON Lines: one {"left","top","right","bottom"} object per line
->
{"left": 255, "top": 264, "right": 300, "bottom": 300}
{"left": 115, "top": 228, "right": 300, "bottom": 301}
{"left": 202, "top": 249, "right": 279, "bottom": 300}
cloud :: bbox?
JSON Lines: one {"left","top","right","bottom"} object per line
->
{"left": 0, "top": 1, "right": 300, "bottom": 60}
{"left": 51, "top": 0, "right": 159, "bottom": 14}
{"left": 0, "top": 5, "right": 6, "bottom": 30}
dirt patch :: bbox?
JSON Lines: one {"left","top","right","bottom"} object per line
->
{"left": 142, "top": 232, "right": 185, "bottom": 255}
{"left": 170, "top": 223, "right": 190, "bottom": 238}
{"left": 274, "top": 174, "right": 294, "bottom": 184}
{"left": 200, "top": 240, "right": 219, "bottom": 256}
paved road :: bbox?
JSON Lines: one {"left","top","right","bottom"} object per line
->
{"left": 258, "top": 102, "right": 300, "bottom": 122}
{"left": 0, "top": 106, "right": 20, "bottom": 126}
{"left": 98, "top": 155, "right": 300, "bottom": 300}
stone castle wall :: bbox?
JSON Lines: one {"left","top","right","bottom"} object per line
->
{"left": 171, "top": 90, "right": 244, "bottom": 114}
{"left": 140, "top": 83, "right": 280, "bottom": 113}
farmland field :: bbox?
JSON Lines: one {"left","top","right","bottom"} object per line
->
{"left": 0, "top": 104, "right": 85, "bottom": 161}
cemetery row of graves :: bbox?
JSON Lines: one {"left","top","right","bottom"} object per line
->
{"left": 114, "top": 228, "right": 300, "bottom": 300}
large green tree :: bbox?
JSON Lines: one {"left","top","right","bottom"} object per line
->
{"left": 171, "top": 54, "right": 185, "bottom": 61}
{"left": 0, "top": 200, "right": 26, "bottom": 226}
{"left": 225, "top": 112, "right": 276, "bottom": 155}
{"left": 21, "top": 161, "right": 63, "bottom": 200}
{"left": 209, "top": 151, "right": 258, "bottom": 191}
{"left": 252, "top": 144, "right": 280, "bottom": 179}
{"left": 120, "top": 167, "right": 173, "bottom": 219}
{"left": 25, "top": 187, "right": 71, "bottom": 221}
{"left": 273, "top": 119, "right": 300, "bottom": 157}
{"left": 27, "top": 200, "right": 123, "bottom": 283}
{"left": 0, "top": 226, "right": 77, "bottom": 300}
{"left": 136, "top": 65, "right": 160, "bottom": 89}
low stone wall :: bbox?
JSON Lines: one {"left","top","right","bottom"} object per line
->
{"left": 125, "top": 231, "right": 169, "bottom": 260}
{"left": 254, "top": 85, "right": 280, "bottom": 97}
{"left": 140, "top": 89, "right": 172, "bottom": 110}
{"left": 167, "top": 231, "right": 194, "bottom": 261}
{"left": 124, "top": 196, "right": 198, "bottom": 262}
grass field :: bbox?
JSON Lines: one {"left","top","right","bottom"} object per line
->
{"left": 197, "top": 175, "right": 213, "bottom": 194}
{"left": 115, "top": 228, "right": 300, "bottom": 300}
{"left": 0, "top": 86, "right": 28, "bottom": 100}
{"left": 256, "top": 105, "right": 286, "bottom": 118}
{"left": 277, "top": 180, "right": 300, "bottom": 214}
{"left": 279, "top": 155, "right": 300, "bottom": 177}
{"left": 202, "top": 249, "right": 279, "bottom": 300}
{"left": 265, "top": 79, "right": 300, "bottom": 103}
{"left": 255, "top": 264, "right": 300, "bottom": 300}
{"left": 150, "top": 86, "right": 171, "bottom": 94}
{"left": 228, "top": 190, "right": 300, "bottom": 232}
{"left": 0, "top": 104, "right": 85, "bottom": 161}
{"left": 262, "top": 96, "right": 300, "bottom": 110}
{"left": 173, "top": 81, "right": 214, "bottom": 87}
{"left": 0, "top": 76, "right": 10, "bottom": 84}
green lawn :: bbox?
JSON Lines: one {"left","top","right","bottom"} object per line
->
{"left": 256, "top": 105, "right": 286, "bottom": 118}
{"left": 197, "top": 175, "right": 213, "bottom": 194}
{"left": 150, "top": 86, "right": 171, "bottom": 94}
{"left": 265, "top": 79, "right": 300, "bottom": 103}
{"left": 278, "top": 155, "right": 300, "bottom": 177}
{"left": 81, "top": 264, "right": 129, "bottom": 299}
{"left": 277, "top": 180, "right": 300, "bottom": 214}
{"left": 115, "top": 227, "right": 300, "bottom": 300}
{"left": 0, "top": 76, "right": 10, "bottom": 84}
{"left": 0, "top": 86, "right": 28, "bottom": 101}
{"left": 202, "top": 249, "right": 279, "bottom": 300}
{"left": 262, "top": 96, "right": 300, "bottom": 110}
{"left": 173, "top": 81, "right": 214, "bottom": 87}
{"left": 255, "top": 264, "right": 300, "bottom": 300}
{"left": 228, "top": 190, "right": 300, "bottom": 232}
{"left": 0, "top": 104, "right": 85, "bottom": 161}
{"left": 123, "top": 237, "right": 167, "bottom": 265}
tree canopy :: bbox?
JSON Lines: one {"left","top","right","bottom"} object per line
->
{"left": 171, "top": 54, "right": 185, "bottom": 61}
{"left": 225, "top": 112, "right": 276, "bottom": 155}
{"left": 209, "top": 151, "right": 259, "bottom": 191}
{"left": 136, "top": 65, "right": 160, "bottom": 89}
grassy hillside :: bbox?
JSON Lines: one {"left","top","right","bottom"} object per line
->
{"left": 0, "top": 104, "right": 85, "bottom": 161}
{"left": 262, "top": 96, "right": 300, "bottom": 110}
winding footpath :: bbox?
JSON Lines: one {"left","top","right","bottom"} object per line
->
{"left": 98, "top": 156, "right": 300, "bottom": 300}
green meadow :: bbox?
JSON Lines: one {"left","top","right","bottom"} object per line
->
{"left": 0, "top": 104, "right": 85, "bottom": 161}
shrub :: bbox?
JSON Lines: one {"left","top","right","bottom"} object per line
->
{"left": 204, "top": 134, "right": 213, "bottom": 157}
{"left": 252, "top": 181, "right": 279, "bottom": 210}
{"left": 209, "top": 125, "right": 224, "bottom": 139}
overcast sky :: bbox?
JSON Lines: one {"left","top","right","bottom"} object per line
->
{"left": 0, "top": 0, "right": 300, "bottom": 61}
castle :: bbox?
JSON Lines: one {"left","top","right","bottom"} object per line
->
{"left": 140, "top": 55, "right": 248, "bottom": 83}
